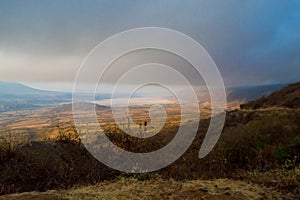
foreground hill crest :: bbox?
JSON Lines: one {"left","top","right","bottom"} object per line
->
{"left": 241, "top": 82, "right": 300, "bottom": 109}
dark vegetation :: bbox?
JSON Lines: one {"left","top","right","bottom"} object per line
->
{"left": 0, "top": 82, "right": 300, "bottom": 196}
{"left": 0, "top": 136, "right": 120, "bottom": 195}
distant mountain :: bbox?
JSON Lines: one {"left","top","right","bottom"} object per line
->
{"left": 0, "top": 82, "right": 72, "bottom": 112}
{"left": 240, "top": 82, "right": 300, "bottom": 109}
{"left": 0, "top": 81, "right": 46, "bottom": 95}
{"left": 0, "top": 82, "right": 114, "bottom": 112}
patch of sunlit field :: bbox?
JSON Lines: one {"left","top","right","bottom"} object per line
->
{"left": 0, "top": 101, "right": 214, "bottom": 143}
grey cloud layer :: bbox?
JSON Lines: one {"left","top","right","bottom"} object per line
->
{"left": 0, "top": 0, "right": 299, "bottom": 87}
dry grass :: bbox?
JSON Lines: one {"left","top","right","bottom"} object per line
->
{"left": 241, "top": 167, "right": 300, "bottom": 196}
{"left": 0, "top": 177, "right": 287, "bottom": 200}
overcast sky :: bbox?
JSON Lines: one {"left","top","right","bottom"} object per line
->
{"left": 0, "top": 0, "right": 299, "bottom": 92}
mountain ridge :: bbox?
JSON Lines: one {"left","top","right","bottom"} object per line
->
{"left": 0, "top": 81, "right": 58, "bottom": 95}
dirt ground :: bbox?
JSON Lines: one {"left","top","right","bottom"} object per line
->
{"left": 0, "top": 178, "right": 287, "bottom": 200}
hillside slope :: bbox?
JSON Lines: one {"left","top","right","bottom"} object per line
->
{"left": 227, "top": 83, "right": 287, "bottom": 102}
{"left": 240, "top": 82, "right": 300, "bottom": 109}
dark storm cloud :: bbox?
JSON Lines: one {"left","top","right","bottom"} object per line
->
{"left": 0, "top": 0, "right": 299, "bottom": 89}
